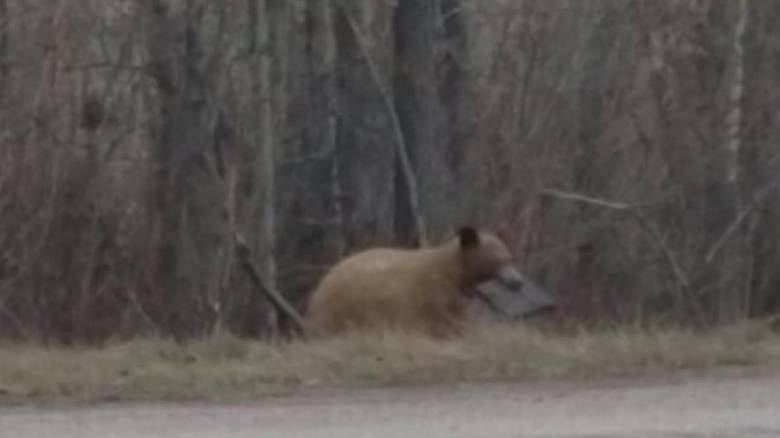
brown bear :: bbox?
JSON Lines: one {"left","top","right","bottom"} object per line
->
{"left": 304, "top": 226, "right": 524, "bottom": 338}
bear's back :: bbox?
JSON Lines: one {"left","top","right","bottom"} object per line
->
{"left": 304, "top": 245, "right": 457, "bottom": 334}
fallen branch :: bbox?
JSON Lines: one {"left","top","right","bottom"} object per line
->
{"left": 234, "top": 232, "right": 310, "bottom": 339}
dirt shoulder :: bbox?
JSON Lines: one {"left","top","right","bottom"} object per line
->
{"left": 2, "top": 373, "right": 780, "bottom": 438}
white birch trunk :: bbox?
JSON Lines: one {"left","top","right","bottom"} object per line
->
{"left": 719, "top": 0, "right": 748, "bottom": 323}
{"left": 255, "top": 0, "right": 277, "bottom": 329}
{"left": 725, "top": 0, "right": 747, "bottom": 192}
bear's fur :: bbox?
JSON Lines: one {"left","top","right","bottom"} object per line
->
{"left": 304, "top": 227, "right": 523, "bottom": 337}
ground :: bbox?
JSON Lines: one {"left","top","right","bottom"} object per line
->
{"left": 2, "top": 373, "right": 779, "bottom": 438}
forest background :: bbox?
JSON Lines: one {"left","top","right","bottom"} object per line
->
{"left": 1, "top": 0, "right": 778, "bottom": 344}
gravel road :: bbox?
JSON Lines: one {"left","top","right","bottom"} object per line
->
{"left": 2, "top": 374, "right": 779, "bottom": 437}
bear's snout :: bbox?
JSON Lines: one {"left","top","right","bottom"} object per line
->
{"left": 496, "top": 264, "right": 524, "bottom": 291}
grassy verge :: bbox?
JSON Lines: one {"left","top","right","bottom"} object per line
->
{"left": 1, "top": 320, "right": 779, "bottom": 405}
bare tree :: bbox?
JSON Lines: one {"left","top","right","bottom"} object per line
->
{"left": 0, "top": 0, "right": 7, "bottom": 95}
{"left": 392, "top": 0, "right": 466, "bottom": 243}
{"left": 715, "top": 0, "right": 749, "bottom": 323}
{"left": 244, "top": 0, "right": 279, "bottom": 333}
{"left": 144, "top": 0, "right": 224, "bottom": 337}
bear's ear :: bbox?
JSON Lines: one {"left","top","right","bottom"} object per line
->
{"left": 458, "top": 226, "right": 480, "bottom": 249}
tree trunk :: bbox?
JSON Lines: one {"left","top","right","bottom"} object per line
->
{"left": 717, "top": 0, "right": 748, "bottom": 323}
{"left": 393, "top": 0, "right": 465, "bottom": 243}
{"left": 334, "top": 2, "right": 398, "bottom": 248}
{"left": 144, "top": 0, "right": 222, "bottom": 338}
{"left": 258, "top": 1, "right": 343, "bottom": 320}
{"left": 0, "top": 0, "right": 7, "bottom": 96}
{"left": 251, "top": 0, "right": 278, "bottom": 333}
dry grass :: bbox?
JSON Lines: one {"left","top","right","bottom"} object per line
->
{"left": 1, "top": 320, "right": 779, "bottom": 405}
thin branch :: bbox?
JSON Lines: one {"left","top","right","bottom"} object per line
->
{"left": 705, "top": 173, "right": 780, "bottom": 263}
{"left": 540, "top": 188, "right": 632, "bottom": 210}
{"left": 630, "top": 211, "right": 690, "bottom": 290}
{"left": 339, "top": 3, "right": 428, "bottom": 245}
{"left": 125, "top": 288, "right": 163, "bottom": 338}
{"left": 70, "top": 62, "right": 149, "bottom": 74}
{"left": 540, "top": 188, "right": 707, "bottom": 325}
{"left": 0, "top": 299, "right": 35, "bottom": 341}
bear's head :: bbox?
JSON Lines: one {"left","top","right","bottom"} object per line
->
{"left": 457, "top": 226, "right": 524, "bottom": 291}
